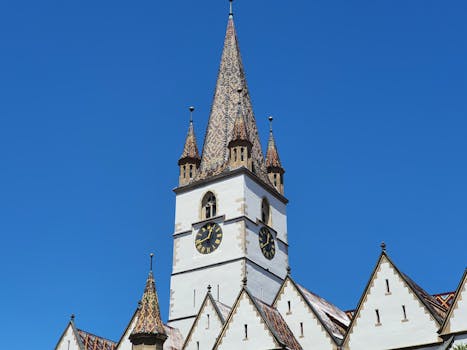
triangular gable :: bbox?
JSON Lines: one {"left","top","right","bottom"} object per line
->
{"left": 273, "top": 276, "right": 349, "bottom": 346}
{"left": 115, "top": 309, "right": 138, "bottom": 350}
{"left": 213, "top": 288, "right": 301, "bottom": 350}
{"left": 55, "top": 321, "right": 84, "bottom": 350}
{"left": 343, "top": 252, "right": 445, "bottom": 349}
{"left": 183, "top": 292, "right": 230, "bottom": 350}
{"left": 440, "top": 268, "right": 467, "bottom": 335}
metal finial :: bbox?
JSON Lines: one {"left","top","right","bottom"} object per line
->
{"left": 286, "top": 265, "right": 291, "bottom": 275}
{"left": 268, "top": 116, "right": 274, "bottom": 132}
{"left": 150, "top": 253, "right": 154, "bottom": 271}
{"left": 381, "top": 242, "right": 387, "bottom": 252}
{"left": 229, "top": 0, "right": 234, "bottom": 17}
{"left": 207, "top": 285, "right": 212, "bottom": 293}
{"left": 242, "top": 276, "right": 247, "bottom": 287}
{"left": 70, "top": 314, "right": 75, "bottom": 322}
{"left": 189, "top": 106, "right": 195, "bottom": 123}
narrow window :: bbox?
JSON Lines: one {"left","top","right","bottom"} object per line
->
{"left": 189, "top": 165, "right": 193, "bottom": 179}
{"left": 402, "top": 305, "right": 407, "bottom": 320}
{"left": 261, "top": 198, "right": 270, "bottom": 224}
{"left": 234, "top": 148, "right": 237, "bottom": 161}
{"left": 385, "top": 279, "right": 390, "bottom": 294}
{"left": 202, "top": 192, "right": 217, "bottom": 219}
{"left": 183, "top": 165, "right": 186, "bottom": 178}
{"left": 244, "top": 324, "right": 248, "bottom": 340}
{"left": 193, "top": 289, "right": 196, "bottom": 308}
{"left": 375, "top": 309, "right": 381, "bottom": 325}
{"left": 287, "top": 300, "right": 291, "bottom": 314}
{"left": 196, "top": 341, "right": 199, "bottom": 350}
{"left": 273, "top": 173, "right": 277, "bottom": 186}
{"left": 206, "top": 314, "right": 210, "bottom": 329}
{"left": 300, "top": 322, "right": 304, "bottom": 337}
{"left": 217, "top": 284, "right": 220, "bottom": 301}
{"left": 241, "top": 147, "right": 245, "bottom": 161}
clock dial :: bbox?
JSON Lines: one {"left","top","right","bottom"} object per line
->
{"left": 195, "top": 222, "right": 223, "bottom": 254}
{"left": 259, "top": 227, "right": 275, "bottom": 260}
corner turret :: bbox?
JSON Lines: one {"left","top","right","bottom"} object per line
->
{"left": 178, "top": 107, "right": 201, "bottom": 186}
{"left": 265, "top": 116, "right": 285, "bottom": 194}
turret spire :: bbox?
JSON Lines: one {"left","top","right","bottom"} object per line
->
{"left": 130, "top": 254, "right": 167, "bottom": 349}
{"left": 266, "top": 116, "right": 285, "bottom": 194}
{"left": 178, "top": 107, "right": 201, "bottom": 186}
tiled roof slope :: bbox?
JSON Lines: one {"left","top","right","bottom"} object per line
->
{"left": 77, "top": 329, "right": 116, "bottom": 350}
{"left": 402, "top": 273, "right": 448, "bottom": 323}
{"left": 199, "top": 17, "right": 267, "bottom": 181}
{"left": 254, "top": 298, "right": 302, "bottom": 350}
{"left": 297, "top": 284, "right": 351, "bottom": 340}
{"left": 131, "top": 271, "right": 167, "bottom": 338}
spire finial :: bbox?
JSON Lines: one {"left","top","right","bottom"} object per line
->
{"left": 207, "top": 285, "right": 212, "bottom": 293}
{"left": 189, "top": 106, "right": 195, "bottom": 123}
{"left": 70, "top": 314, "right": 75, "bottom": 322}
{"left": 150, "top": 253, "right": 154, "bottom": 271}
{"left": 381, "top": 242, "right": 387, "bottom": 252}
{"left": 229, "top": 0, "right": 234, "bottom": 18}
{"left": 242, "top": 276, "right": 247, "bottom": 287}
{"left": 286, "top": 265, "right": 291, "bottom": 275}
{"left": 268, "top": 116, "right": 273, "bottom": 132}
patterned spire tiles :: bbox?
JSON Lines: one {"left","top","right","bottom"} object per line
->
{"left": 199, "top": 17, "right": 266, "bottom": 178}
{"left": 179, "top": 120, "right": 200, "bottom": 164}
{"left": 265, "top": 128, "right": 282, "bottom": 170}
{"left": 130, "top": 271, "right": 166, "bottom": 340}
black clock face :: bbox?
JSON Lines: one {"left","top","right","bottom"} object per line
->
{"left": 195, "top": 222, "right": 223, "bottom": 254}
{"left": 259, "top": 227, "right": 275, "bottom": 260}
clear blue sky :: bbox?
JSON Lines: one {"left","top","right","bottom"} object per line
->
{"left": 0, "top": 1, "right": 466, "bottom": 348}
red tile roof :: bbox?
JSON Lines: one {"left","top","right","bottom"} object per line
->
{"left": 77, "top": 329, "right": 116, "bottom": 350}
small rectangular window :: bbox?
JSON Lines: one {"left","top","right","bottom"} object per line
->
{"left": 385, "top": 279, "right": 391, "bottom": 294}
{"left": 375, "top": 309, "right": 381, "bottom": 325}
{"left": 244, "top": 324, "right": 248, "bottom": 340}
{"left": 402, "top": 305, "right": 408, "bottom": 321}
{"left": 287, "top": 300, "right": 291, "bottom": 314}
{"left": 196, "top": 341, "right": 199, "bottom": 350}
{"left": 193, "top": 289, "right": 196, "bottom": 308}
{"left": 206, "top": 314, "right": 210, "bottom": 329}
{"left": 300, "top": 322, "right": 304, "bottom": 337}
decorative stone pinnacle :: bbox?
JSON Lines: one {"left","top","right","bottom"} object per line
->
{"left": 381, "top": 242, "right": 387, "bottom": 252}
{"left": 70, "top": 314, "right": 75, "bottom": 322}
{"left": 286, "top": 265, "right": 291, "bottom": 275}
{"left": 207, "top": 285, "right": 212, "bottom": 293}
{"left": 242, "top": 276, "right": 247, "bottom": 287}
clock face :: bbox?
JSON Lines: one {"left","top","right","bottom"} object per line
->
{"left": 195, "top": 222, "right": 223, "bottom": 254}
{"left": 259, "top": 227, "right": 275, "bottom": 260}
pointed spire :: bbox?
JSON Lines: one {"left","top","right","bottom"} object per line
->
{"left": 130, "top": 254, "right": 167, "bottom": 346}
{"left": 199, "top": 13, "right": 267, "bottom": 179}
{"left": 179, "top": 107, "right": 201, "bottom": 166}
{"left": 265, "top": 116, "right": 283, "bottom": 170}
{"left": 229, "top": 0, "right": 234, "bottom": 18}
{"left": 230, "top": 88, "right": 250, "bottom": 142}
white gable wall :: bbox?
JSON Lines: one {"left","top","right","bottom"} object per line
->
{"left": 448, "top": 278, "right": 467, "bottom": 333}
{"left": 216, "top": 292, "right": 278, "bottom": 350}
{"left": 115, "top": 312, "right": 138, "bottom": 350}
{"left": 55, "top": 324, "right": 81, "bottom": 350}
{"left": 346, "top": 257, "right": 441, "bottom": 350}
{"left": 275, "top": 279, "right": 336, "bottom": 350}
{"left": 184, "top": 297, "right": 225, "bottom": 350}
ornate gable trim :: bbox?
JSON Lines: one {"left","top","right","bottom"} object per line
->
{"left": 213, "top": 288, "right": 281, "bottom": 349}
{"left": 343, "top": 252, "right": 445, "bottom": 347}
{"left": 182, "top": 292, "right": 228, "bottom": 349}
{"left": 440, "top": 268, "right": 467, "bottom": 335}
{"left": 272, "top": 276, "right": 342, "bottom": 345}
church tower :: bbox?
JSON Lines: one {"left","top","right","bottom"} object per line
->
{"left": 168, "top": 5, "right": 288, "bottom": 337}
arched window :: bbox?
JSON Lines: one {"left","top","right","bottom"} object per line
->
{"left": 241, "top": 147, "right": 245, "bottom": 161}
{"left": 183, "top": 165, "right": 186, "bottom": 178}
{"left": 202, "top": 192, "right": 217, "bottom": 219}
{"left": 261, "top": 198, "right": 270, "bottom": 224}
{"left": 234, "top": 148, "right": 237, "bottom": 161}
{"left": 189, "top": 165, "right": 193, "bottom": 179}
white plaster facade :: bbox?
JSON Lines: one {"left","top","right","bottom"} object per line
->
{"left": 344, "top": 255, "right": 443, "bottom": 350}
{"left": 168, "top": 172, "right": 288, "bottom": 337}
{"left": 55, "top": 323, "right": 82, "bottom": 350}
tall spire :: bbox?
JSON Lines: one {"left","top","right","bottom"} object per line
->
{"left": 231, "top": 88, "right": 249, "bottom": 142}
{"left": 199, "top": 11, "right": 266, "bottom": 179}
{"left": 130, "top": 254, "right": 167, "bottom": 348}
